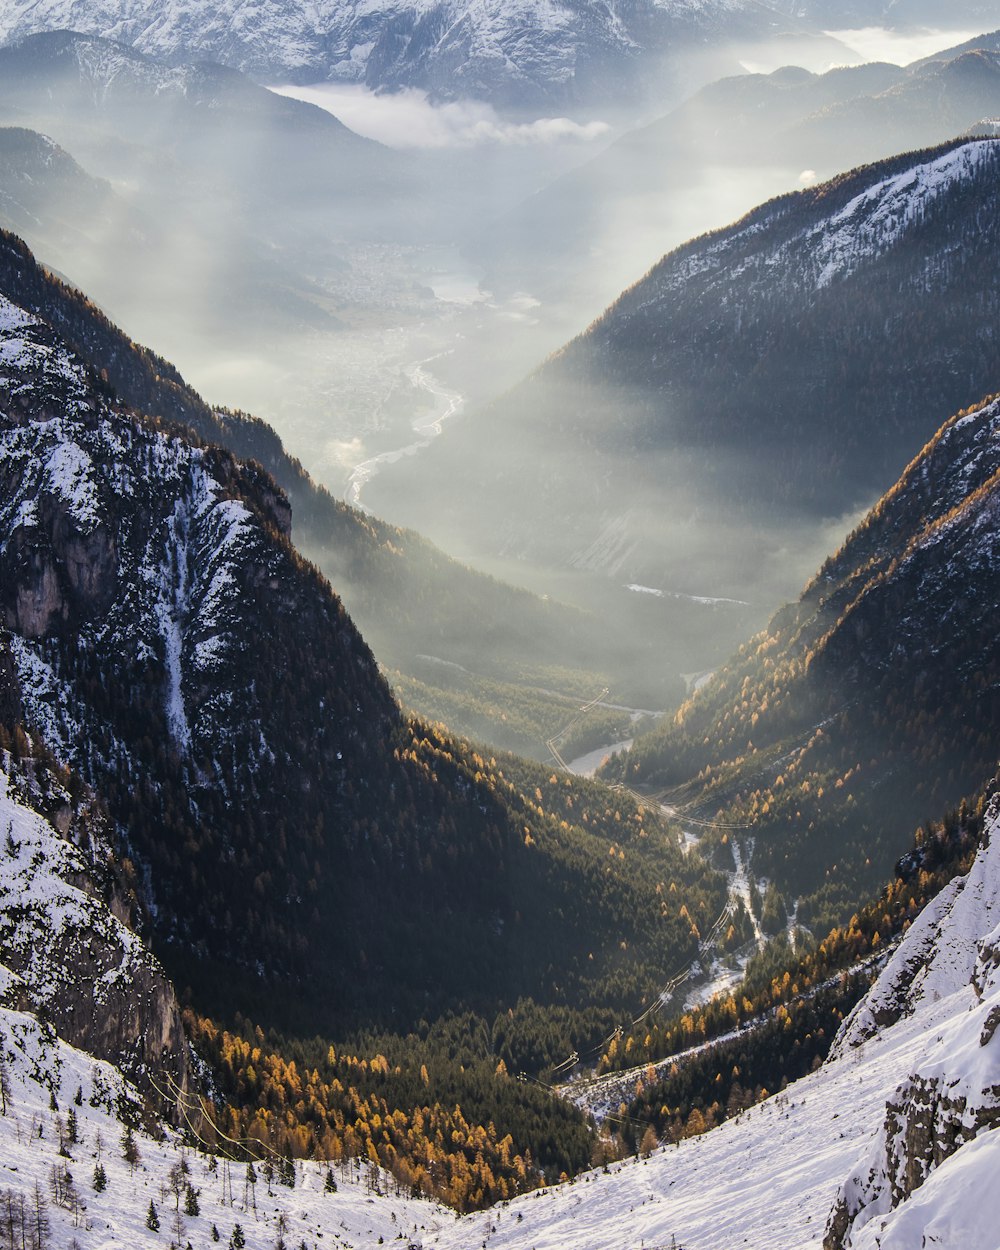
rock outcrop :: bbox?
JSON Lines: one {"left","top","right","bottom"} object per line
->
{"left": 825, "top": 807, "right": 1000, "bottom": 1248}
{"left": 0, "top": 751, "right": 192, "bottom": 1115}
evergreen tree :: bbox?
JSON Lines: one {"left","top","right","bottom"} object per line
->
{"left": 0, "top": 1056, "right": 11, "bottom": 1115}
{"left": 146, "top": 1200, "right": 160, "bottom": 1231}
{"left": 120, "top": 1125, "right": 140, "bottom": 1173}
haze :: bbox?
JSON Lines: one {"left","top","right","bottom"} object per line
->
{"left": 0, "top": 15, "right": 995, "bottom": 752}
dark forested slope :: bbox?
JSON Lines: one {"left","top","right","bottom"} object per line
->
{"left": 0, "top": 282, "right": 722, "bottom": 1041}
{"left": 612, "top": 388, "right": 1000, "bottom": 929}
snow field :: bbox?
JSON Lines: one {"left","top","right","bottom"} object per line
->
{"left": 0, "top": 1011, "right": 455, "bottom": 1250}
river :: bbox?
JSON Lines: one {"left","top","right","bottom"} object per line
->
{"left": 345, "top": 352, "right": 464, "bottom": 511}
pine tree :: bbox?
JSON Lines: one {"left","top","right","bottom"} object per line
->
{"left": 230, "top": 1223, "right": 246, "bottom": 1249}
{"left": 0, "top": 1056, "right": 11, "bottom": 1115}
{"left": 92, "top": 1163, "right": 107, "bottom": 1193}
{"left": 121, "top": 1125, "right": 140, "bottom": 1173}
{"left": 183, "top": 1184, "right": 200, "bottom": 1217}
{"left": 146, "top": 1199, "right": 160, "bottom": 1231}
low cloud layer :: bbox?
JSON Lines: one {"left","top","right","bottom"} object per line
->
{"left": 272, "top": 83, "right": 610, "bottom": 149}
{"left": 826, "top": 25, "right": 981, "bottom": 66}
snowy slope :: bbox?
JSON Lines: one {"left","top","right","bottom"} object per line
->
{"left": 0, "top": 745, "right": 190, "bottom": 1100}
{"left": 0, "top": 746, "right": 453, "bottom": 1248}
{"left": 3, "top": 753, "right": 999, "bottom": 1248}
{"left": 647, "top": 137, "right": 1000, "bottom": 303}
{"left": 422, "top": 802, "right": 1000, "bottom": 1250}
{"left": 0, "top": 0, "right": 778, "bottom": 104}
{"left": 0, "top": 1004, "right": 454, "bottom": 1250}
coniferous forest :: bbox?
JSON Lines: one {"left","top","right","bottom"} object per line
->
{"left": 4, "top": 29, "right": 1000, "bottom": 1246}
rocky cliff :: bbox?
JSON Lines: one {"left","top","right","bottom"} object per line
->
{"left": 825, "top": 801, "right": 1000, "bottom": 1247}
{"left": 0, "top": 743, "right": 191, "bottom": 1113}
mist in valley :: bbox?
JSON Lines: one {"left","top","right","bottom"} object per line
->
{"left": 0, "top": 17, "right": 995, "bottom": 758}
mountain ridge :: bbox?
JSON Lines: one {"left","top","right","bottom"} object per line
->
{"left": 373, "top": 135, "right": 1000, "bottom": 620}
{"left": 0, "top": 0, "right": 802, "bottom": 107}
{"left": 0, "top": 275, "right": 725, "bottom": 1044}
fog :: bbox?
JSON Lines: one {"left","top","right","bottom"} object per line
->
{"left": 272, "top": 82, "right": 614, "bottom": 149}
{"left": 828, "top": 25, "right": 983, "bottom": 64}
{"left": 0, "top": 20, "right": 994, "bottom": 744}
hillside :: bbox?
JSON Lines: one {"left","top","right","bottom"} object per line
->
{"left": 2, "top": 709, "right": 998, "bottom": 1247}
{"left": 0, "top": 225, "right": 685, "bottom": 753}
{"left": 0, "top": 127, "right": 114, "bottom": 256}
{"left": 614, "top": 385, "right": 1000, "bottom": 929}
{"left": 0, "top": 728, "right": 190, "bottom": 1109}
{"left": 0, "top": 280, "right": 726, "bottom": 1046}
{"left": 372, "top": 137, "right": 1000, "bottom": 617}
{"left": 429, "top": 793, "right": 1000, "bottom": 1250}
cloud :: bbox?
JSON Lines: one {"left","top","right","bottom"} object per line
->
{"left": 799, "top": 169, "right": 817, "bottom": 186}
{"left": 271, "top": 83, "right": 610, "bottom": 149}
{"left": 824, "top": 25, "right": 981, "bottom": 67}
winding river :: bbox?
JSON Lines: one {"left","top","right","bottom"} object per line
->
{"left": 345, "top": 353, "right": 464, "bottom": 510}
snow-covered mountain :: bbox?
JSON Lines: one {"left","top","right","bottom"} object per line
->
{"left": 5, "top": 623, "right": 1000, "bottom": 1250}
{"left": 429, "top": 797, "right": 1000, "bottom": 1250}
{"left": 0, "top": 0, "right": 794, "bottom": 106}
{"left": 0, "top": 266, "right": 730, "bottom": 1057}
{"left": 0, "top": 751, "right": 445, "bottom": 1244}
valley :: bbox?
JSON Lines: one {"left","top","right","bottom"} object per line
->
{"left": 1, "top": 6, "right": 1000, "bottom": 1248}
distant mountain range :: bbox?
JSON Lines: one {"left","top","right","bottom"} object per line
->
{"left": 470, "top": 35, "right": 1000, "bottom": 311}
{"left": 0, "top": 0, "right": 819, "bottom": 108}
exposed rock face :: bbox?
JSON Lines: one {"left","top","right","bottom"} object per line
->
{"left": 0, "top": 754, "right": 191, "bottom": 1114}
{"left": 2, "top": 498, "right": 118, "bottom": 638}
{"left": 824, "top": 809, "right": 1000, "bottom": 1248}
{"left": 0, "top": 635, "right": 18, "bottom": 725}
